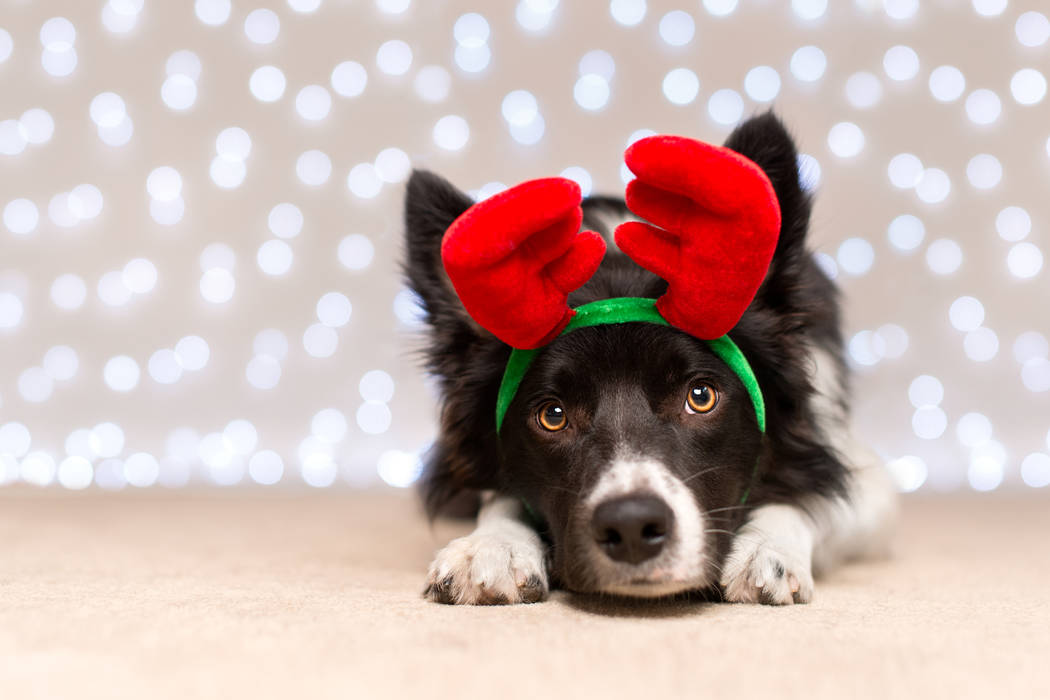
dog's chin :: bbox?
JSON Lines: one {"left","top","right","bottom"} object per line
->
{"left": 598, "top": 579, "right": 704, "bottom": 598}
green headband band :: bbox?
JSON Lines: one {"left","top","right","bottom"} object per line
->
{"left": 495, "top": 297, "right": 766, "bottom": 434}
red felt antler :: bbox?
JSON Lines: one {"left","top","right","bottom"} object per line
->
{"left": 614, "top": 136, "right": 781, "bottom": 340}
{"left": 441, "top": 178, "right": 607, "bottom": 350}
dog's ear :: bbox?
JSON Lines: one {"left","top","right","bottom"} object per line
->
{"left": 402, "top": 170, "right": 506, "bottom": 519}
{"left": 722, "top": 112, "right": 813, "bottom": 312}
{"left": 403, "top": 169, "right": 478, "bottom": 335}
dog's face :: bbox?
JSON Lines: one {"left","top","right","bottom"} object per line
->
{"left": 498, "top": 323, "right": 763, "bottom": 596}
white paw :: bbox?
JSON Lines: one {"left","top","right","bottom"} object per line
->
{"left": 720, "top": 534, "right": 814, "bottom": 606}
{"left": 424, "top": 528, "right": 548, "bottom": 605}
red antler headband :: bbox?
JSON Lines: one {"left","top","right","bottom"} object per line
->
{"left": 440, "top": 135, "right": 781, "bottom": 434}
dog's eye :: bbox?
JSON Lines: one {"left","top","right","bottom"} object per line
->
{"left": 537, "top": 402, "right": 568, "bottom": 431}
{"left": 685, "top": 384, "right": 718, "bottom": 414}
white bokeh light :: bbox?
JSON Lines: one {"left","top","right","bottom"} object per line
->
{"left": 338, "top": 234, "right": 375, "bottom": 271}
{"left": 578, "top": 50, "right": 615, "bottom": 81}
{"left": 887, "top": 214, "right": 925, "bottom": 252}
{"left": 124, "top": 453, "right": 160, "bottom": 488}
{"left": 303, "top": 323, "right": 338, "bottom": 358}
{"left": 883, "top": 45, "right": 919, "bottom": 81}
{"left": 375, "top": 147, "right": 411, "bottom": 183}
{"left": 659, "top": 11, "right": 695, "bottom": 46}
{"left": 51, "top": 274, "right": 87, "bottom": 310}
{"left": 972, "top": 0, "right": 1007, "bottom": 18}
{"left": 1015, "top": 11, "right": 1050, "bottom": 47}
{"left": 965, "top": 89, "right": 1001, "bottom": 125}
{"left": 195, "top": 0, "right": 231, "bottom": 26}
{"left": 912, "top": 406, "right": 947, "bottom": 440}
{"left": 662, "top": 68, "right": 700, "bottom": 105}
{"left": 296, "top": 150, "right": 332, "bottom": 186}
{"left": 161, "top": 74, "right": 197, "bottom": 111}
{"left": 964, "top": 327, "right": 999, "bottom": 362}
{"left": 949, "top": 296, "right": 984, "bottom": 332}
{"left": 791, "top": 0, "right": 826, "bottom": 20}
{"left": 175, "top": 335, "right": 210, "bottom": 371}
{"left": 708, "top": 89, "right": 744, "bottom": 126}
{"left": 926, "top": 238, "right": 963, "bottom": 275}
{"left": 377, "top": 450, "right": 424, "bottom": 488}
{"left": 249, "top": 66, "right": 287, "bottom": 102}
{"left": 246, "top": 355, "right": 281, "bottom": 390}
{"left": 1010, "top": 68, "right": 1047, "bottom": 105}
{"left": 909, "top": 374, "right": 944, "bottom": 407}
{"left": 956, "top": 412, "right": 993, "bottom": 448}
{"left": 845, "top": 71, "right": 882, "bottom": 108}
{"left": 58, "top": 456, "right": 93, "bottom": 490}
{"left": 1022, "top": 358, "right": 1050, "bottom": 392}
{"left": 347, "top": 163, "right": 382, "bottom": 198}
{"left": 610, "top": 0, "right": 646, "bottom": 26}
{"left": 257, "top": 240, "right": 294, "bottom": 276}
{"left": 43, "top": 345, "right": 78, "bottom": 381}
{"left": 200, "top": 268, "right": 235, "bottom": 304}
{"left": 888, "top": 153, "right": 923, "bottom": 189}
{"left": 790, "top": 45, "right": 826, "bottom": 82}
{"left": 104, "top": 355, "right": 140, "bottom": 392}
{"left": 360, "top": 369, "right": 395, "bottom": 403}
{"left": 331, "top": 61, "right": 367, "bottom": 98}
{"left": 995, "top": 206, "right": 1031, "bottom": 242}
{"left": 20, "top": 108, "right": 55, "bottom": 144}
{"left": 1021, "top": 453, "right": 1050, "bottom": 488}
{"left": 413, "top": 65, "right": 450, "bottom": 102}
{"left": 574, "top": 74, "right": 611, "bottom": 111}
{"left": 268, "top": 203, "right": 303, "bottom": 239}
{"left": 502, "top": 90, "right": 539, "bottom": 126}
{"left": 312, "top": 408, "right": 348, "bottom": 444}
{"left": 561, "top": 166, "right": 593, "bottom": 196}
{"left": 454, "top": 12, "right": 489, "bottom": 47}
{"left": 18, "top": 367, "right": 54, "bottom": 403}
{"left": 317, "top": 292, "right": 352, "bottom": 328}
{"left": 1012, "top": 332, "right": 1048, "bottom": 365}
{"left": 148, "top": 348, "right": 182, "bottom": 385}
{"left": 827, "top": 122, "right": 864, "bottom": 158}
{"left": 887, "top": 456, "right": 927, "bottom": 492}
{"left": 0, "top": 293, "right": 24, "bottom": 329}
{"left": 928, "top": 65, "right": 966, "bottom": 102}
{"left": 1007, "top": 243, "right": 1043, "bottom": 279}
{"left": 454, "top": 43, "right": 491, "bottom": 73}
{"left": 97, "top": 270, "right": 133, "bottom": 307}
{"left": 744, "top": 66, "right": 780, "bottom": 102}
{"left": 376, "top": 39, "right": 412, "bottom": 76}
{"left": 837, "top": 238, "right": 875, "bottom": 276}
{"left": 249, "top": 450, "right": 284, "bottom": 485}
{"left": 210, "top": 156, "right": 246, "bottom": 189}
{"left": 146, "top": 166, "right": 182, "bottom": 202}
{"left": 296, "top": 85, "right": 332, "bottom": 121}
{"left": 244, "top": 9, "right": 280, "bottom": 44}
{"left": 4, "top": 199, "right": 39, "bottom": 235}
{"left": 166, "top": 50, "right": 201, "bottom": 81}
{"left": 432, "top": 115, "right": 469, "bottom": 151}
{"left": 915, "top": 168, "right": 951, "bottom": 204}
{"left": 357, "top": 401, "right": 393, "bottom": 434}
{"left": 965, "top": 154, "right": 1002, "bottom": 189}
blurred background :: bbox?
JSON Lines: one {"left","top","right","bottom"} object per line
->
{"left": 0, "top": 0, "right": 1047, "bottom": 495}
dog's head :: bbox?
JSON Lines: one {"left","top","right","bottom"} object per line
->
{"left": 403, "top": 113, "right": 847, "bottom": 597}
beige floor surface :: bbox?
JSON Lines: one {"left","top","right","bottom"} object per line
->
{"left": 0, "top": 488, "right": 1047, "bottom": 700}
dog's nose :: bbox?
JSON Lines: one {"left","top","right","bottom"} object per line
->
{"left": 591, "top": 495, "right": 674, "bottom": 565}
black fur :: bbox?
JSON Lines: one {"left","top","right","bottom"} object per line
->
{"left": 403, "top": 112, "right": 850, "bottom": 592}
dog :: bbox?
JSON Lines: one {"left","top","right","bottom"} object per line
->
{"left": 403, "top": 112, "right": 897, "bottom": 605}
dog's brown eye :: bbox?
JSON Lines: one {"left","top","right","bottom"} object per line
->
{"left": 537, "top": 402, "right": 568, "bottom": 431}
{"left": 685, "top": 384, "right": 717, "bottom": 414}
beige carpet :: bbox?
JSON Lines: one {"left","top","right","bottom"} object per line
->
{"left": 0, "top": 489, "right": 1046, "bottom": 700}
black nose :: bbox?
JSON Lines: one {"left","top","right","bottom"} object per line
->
{"left": 591, "top": 495, "right": 674, "bottom": 565}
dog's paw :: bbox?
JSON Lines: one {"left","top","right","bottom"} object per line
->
{"left": 720, "top": 536, "right": 814, "bottom": 606}
{"left": 423, "top": 529, "right": 549, "bottom": 605}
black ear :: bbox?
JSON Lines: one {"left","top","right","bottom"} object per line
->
{"left": 723, "top": 111, "right": 832, "bottom": 319}
{"left": 403, "top": 170, "right": 476, "bottom": 333}
{"left": 402, "top": 170, "right": 508, "bottom": 519}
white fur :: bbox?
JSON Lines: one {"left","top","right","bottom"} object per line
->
{"left": 585, "top": 449, "right": 708, "bottom": 596}
{"left": 424, "top": 493, "right": 548, "bottom": 605}
{"left": 721, "top": 347, "right": 898, "bottom": 604}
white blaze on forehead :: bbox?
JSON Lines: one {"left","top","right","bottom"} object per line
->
{"left": 586, "top": 450, "right": 706, "bottom": 589}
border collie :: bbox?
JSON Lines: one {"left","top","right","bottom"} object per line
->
{"left": 403, "top": 112, "right": 897, "bottom": 605}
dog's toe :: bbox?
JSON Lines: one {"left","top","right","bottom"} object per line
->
{"left": 720, "top": 541, "right": 814, "bottom": 606}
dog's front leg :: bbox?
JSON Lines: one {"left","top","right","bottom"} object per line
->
{"left": 720, "top": 504, "right": 816, "bottom": 605}
{"left": 423, "top": 493, "right": 549, "bottom": 605}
